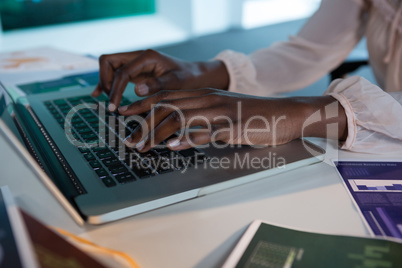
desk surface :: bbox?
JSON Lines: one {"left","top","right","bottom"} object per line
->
{"left": 2, "top": 132, "right": 401, "bottom": 268}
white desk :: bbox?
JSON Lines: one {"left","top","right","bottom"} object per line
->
{"left": 1, "top": 131, "right": 401, "bottom": 268}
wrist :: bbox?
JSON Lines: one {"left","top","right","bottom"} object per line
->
{"left": 290, "top": 96, "right": 348, "bottom": 141}
{"left": 195, "top": 60, "right": 230, "bottom": 90}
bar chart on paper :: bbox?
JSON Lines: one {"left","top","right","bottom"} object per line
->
{"left": 335, "top": 161, "right": 402, "bottom": 239}
{"left": 348, "top": 179, "right": 402, "bottom": 192}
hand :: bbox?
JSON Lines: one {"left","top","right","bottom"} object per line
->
{"left": 92, "top": 49, "right": 229, "bottom": 112}
{"left": 118, "top": 88, "right": 347, "bottom": 152}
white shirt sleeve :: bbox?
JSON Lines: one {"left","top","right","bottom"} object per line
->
{"left": 325, "top": 76, "right": 402, "bottom": 154}
{"left": 214, "top": 0, "right": 366, "bottom": 96}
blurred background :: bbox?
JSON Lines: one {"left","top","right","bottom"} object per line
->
{"left": 0, "top": 0, "right": 321, "bottom": 55}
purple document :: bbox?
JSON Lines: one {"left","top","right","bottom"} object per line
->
{"left": 334, "top": 161, "right": 402, "bottom": 239}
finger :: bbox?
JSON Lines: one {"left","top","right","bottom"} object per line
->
{"left": 135, "top": 72, "right": 182, "bottom": 96}
{"left": 137, "top": 110, "right": 217, "bottom": 152}
{"left": 123, "top": 93, "right": 225, "bottom": 148}
{"left": 91, "top": 84, "right": 103, "bottom": 97}
{"left": 125, "top": 102, "right": 190, "bottom": 146}
{"left": 108, "top": 50, "right": 164, "bottom": 111}
{"left": 167, "top": 131, "right": 212, "bottom": 151}
{"left": 118, "top": 88, "right": 217, "bottom": 116}
{"left": 123, "top": 93, "right": 222, "bottom": 145}
{"left": 167, "top": 124, "right": 229, "bottom": 150}
{"left": 98, "top": 52, "right": 142, "bottom": 96}
{"left": 108, "top": 71, "right": 130, "bottom": 112}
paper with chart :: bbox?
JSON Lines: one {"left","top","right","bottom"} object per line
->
{"left": 334, "top": 161, "right": 402, "bottom": 240}
{"left": 0, "top": 47, "right": 99, "bottom": 99}
{"left": 223, "top": 220, "right": 402, "bottom": 268}
{"left": 0, "top": 47, "right": 98, "bottom": 73}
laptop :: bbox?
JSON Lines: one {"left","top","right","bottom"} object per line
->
{"left": 0, "top": 80, "right": 325, "bottom": 225}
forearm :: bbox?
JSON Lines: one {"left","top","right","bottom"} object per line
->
{"left": 290, "top": 96, "right": 348, "bottom": 141}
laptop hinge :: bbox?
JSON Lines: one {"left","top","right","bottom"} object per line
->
{"left": 17, "top": 103, "right": 86, "bottom": 196}
{"left": 12, "top": 114, "right": 46, "bottom": 172}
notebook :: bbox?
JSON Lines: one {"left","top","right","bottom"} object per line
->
{"left": 0, "top": 80, "right": 325, "bottom": 225}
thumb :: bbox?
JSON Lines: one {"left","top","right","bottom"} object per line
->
{"left": 135, "top": 73, "right": 181, "bottom": 96}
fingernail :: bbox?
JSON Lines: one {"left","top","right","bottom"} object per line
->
{"left": 137, "top": 84, "right": 149, "bottom": 96}
{"left": 168, "top": 139, "right": 180, "bottom": 148}
{"left": 136, "top": 139, "right": 145, "bottom": 151}
{"left": 108, "top": 103, "right": 116, "bottom": 112}
{"left": 119, "top": 105, "right": 128, "bottom": 113}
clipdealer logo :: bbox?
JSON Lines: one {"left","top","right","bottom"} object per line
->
{"left": 62, "top": 99, "right": 341, "bottom": 170}
{"left": 127, "top": 151, "right": 286, "bottom": 174}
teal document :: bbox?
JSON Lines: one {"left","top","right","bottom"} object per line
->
{"left": 223, "top": 220, "right": 402, "bottom": 268}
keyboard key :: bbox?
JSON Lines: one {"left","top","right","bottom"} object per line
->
{"left": 68, "top": 97, "right": 83, "bottom": 102}
{"left": 139, "top": 150, "right": 159, "bottom": 159}
{"left": 102, "top": 177, "right": 117, "bottom": 187}
{"left": 156, "top": 164, "right": 174, "bottom": 174}
{"left": 110, "top": 144, "right": 125, "bottom": 153}
{"left": 78, "top": 147, "right": 90, "bottom": 153}
{"left": 96, "top": 150, "right": 114, "bottom": 159}
{"left": 79, "top": 108, "right": 93, "bottom": 114}
{"left": 154, "top": 146, "right": 172, "bottom": 154}
{"left": 81, "top": 96, "right": 95, "bottom": 103}
{"left": 159, "top": 151, "right": 176, "bottom": 158}
{"left": 97, "top": 94, "right": 109, "bottom": 102}
{"left": 76, "top": 127, "right": 93, "bottom": 134}
{"left": 96, "top": 168, "right": 108, "bottom": 177}
{"left": 81, "top": 132, "right": 97, "bottom": 140}
{"left": 115, "top": 173, "right": 136, "bottom": 183}
{"left": 72, "top": 117, "right": 84, "bottom": 124}
{"left": 178, "top": 148, "right": 198, "bottom": 158}
{"left": 58, "top": 103, "right": 70, "bottom": 110}
{"left": 125, "top": 153, "right": 140, "bottom": 166}
{"left": 109, "top": 165, "right": 127, "bottom": 175}
{"left": 83, "top": 153, "right": 96, "bottom": 161}
{"left": 92, "top": 147, "right": 109, "bottom": 152}
{"left": 68, "top": 99, "right": 83, "bottom": 105}
{"left": 172, "top": 157, "right": 188, "bottom": 170}
{"left": 57, "top": 118, "right": 65, "bottom": 125}
{"left": 89, "top": 160, "right": 102, "bottom": 169}
{"left": 132, "top": 166, "right": 154, "bottom": 178}
{"left": 102, "top": 157, "right": 120, "bottom": 166}
{"left": 53, "top": 113, "right": 63, "bottom": 119}
{"left": 94, "top": 126, "right": 107, "bottom": 134}
{"left": 86, "top": 117, "right": 98, "bottom": 123}
{"left": 73, "top": 122, "right": 87, "bottom": 129}
{"left": 81, "top": 113, "right": 96, "bottom": 120}
{"left": 48, "top": 107, "right": 58, "bottom": 114}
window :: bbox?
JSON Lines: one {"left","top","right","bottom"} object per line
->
{"left": 0, "top": 0, "right": 155, "bottom": 31}
{"left": 242, "top": 0, "right": 321, "bottom": 29}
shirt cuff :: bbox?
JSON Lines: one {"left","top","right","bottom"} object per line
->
{"left": 213, "top": 49, "right": 258, "bottom": 94}
{"left": 327, "top": 91, "right": 357, "bottom": 150}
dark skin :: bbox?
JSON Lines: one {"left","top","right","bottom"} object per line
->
{"left": 92, "top": 49, "right": 348, "bottom": 152}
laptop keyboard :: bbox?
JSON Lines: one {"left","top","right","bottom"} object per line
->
{"left": 44, "top": 95, "right": 208, "bottom": 188}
